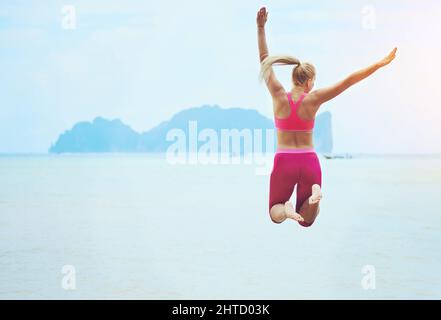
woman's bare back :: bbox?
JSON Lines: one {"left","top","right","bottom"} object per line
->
{"left": 273, "top": 90, "right": 318, "bottom": 149}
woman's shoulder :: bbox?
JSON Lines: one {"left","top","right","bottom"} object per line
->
{"left": 272, "top": 91, "right": 292, "bottom": 118}
{"left": 299, "top": 92, "right": 320, "bottom": 119}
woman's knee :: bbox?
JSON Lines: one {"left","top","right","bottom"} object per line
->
{"left": 298, "top": 220, "right": 315, "bottom": 227}
{"left": 298, "top": 206, "right": 320, "bottom": 227}
{"left": 271, "top": 217, "right": 283, "bottom": 224}
{"left": 269, "top": 206, "right": 284, "bottom": 224}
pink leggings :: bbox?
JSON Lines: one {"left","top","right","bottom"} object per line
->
{"left": 269, "top": 148, "right": 322, "bottom": 227}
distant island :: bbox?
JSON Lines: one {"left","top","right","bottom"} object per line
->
{"left": 49, "top": 105, "right": 333, "bottom": 153}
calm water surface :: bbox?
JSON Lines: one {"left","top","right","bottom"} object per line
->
{"left": 0, "top": 153, "right": 440, "bottom": 299}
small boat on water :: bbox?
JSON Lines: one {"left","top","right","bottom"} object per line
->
{"left": 322, "top": 153, "right": 353, "bottom": 159}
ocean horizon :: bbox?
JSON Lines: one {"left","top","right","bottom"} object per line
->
{"left": 2, "top": 152, "right": 441, "bottom": 157}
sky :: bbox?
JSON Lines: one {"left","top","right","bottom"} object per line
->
{"left": 1, "top": 0, "right": 440, "bottom": 154}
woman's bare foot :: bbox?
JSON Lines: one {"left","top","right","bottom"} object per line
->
{"left": 309, "top": 184, "right": 323, "bottom": 205}
{"left": 284, "top": 201, "right": 304, "bottom": 222}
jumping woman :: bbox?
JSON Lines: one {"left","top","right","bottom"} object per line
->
{"left": 256, "top": 7, "right": 397, "bottom": 227}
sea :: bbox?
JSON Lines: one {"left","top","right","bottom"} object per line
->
{"left": 0, "top": 153, "right": 440, "bottom": 299}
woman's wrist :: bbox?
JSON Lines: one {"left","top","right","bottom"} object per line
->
{"left": 374, "top": 61, "right": 384, "bottom": 68}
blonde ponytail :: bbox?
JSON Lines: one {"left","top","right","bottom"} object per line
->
{"left": 259, "top": 54, "right": 316, "bottom": 86}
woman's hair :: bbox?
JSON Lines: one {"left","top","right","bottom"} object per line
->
{"left": 259, "top": 55, "right": 316, "bottom": 86}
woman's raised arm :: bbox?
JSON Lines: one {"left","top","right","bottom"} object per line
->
{"left": 256, "top": 7, "right": 285, "bottom": 98}
{"left": 309, "top": 47, "right": 397, "bottom": 106}
{"left": 257, "top": 7, "right": 269, "bottom": 62}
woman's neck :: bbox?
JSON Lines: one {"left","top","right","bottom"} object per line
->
{"left": 291, "top": 86, "right": 306, "bottom": 95}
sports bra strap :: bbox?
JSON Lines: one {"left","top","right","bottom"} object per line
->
{"left": 288, "top": 92, "right": 306, "bottom": 107}
{"left": 274, "top": 91, "right": 314, "bottom": 132}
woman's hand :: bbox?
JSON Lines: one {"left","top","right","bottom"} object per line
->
{"left": 378, "top": 47, "right": 397, "bottom": 67}
{"left": 256, "top": 7, "right": 268, "bottom": 28}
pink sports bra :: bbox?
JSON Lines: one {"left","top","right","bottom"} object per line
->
{"left": 274, "top": 91, "right": 315, "bottom": 132}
